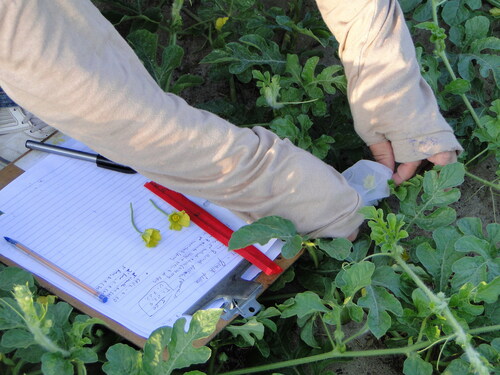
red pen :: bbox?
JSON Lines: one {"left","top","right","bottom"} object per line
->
{"left": 144, "top": 182, "right": 282, "bottom": 275}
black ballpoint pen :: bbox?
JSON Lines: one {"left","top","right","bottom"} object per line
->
{"left": 25, "top": 140, "right": 136, "bottom": 174}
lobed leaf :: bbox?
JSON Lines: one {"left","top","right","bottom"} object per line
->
{"left": 279, "top": 291, "right": 329, "bottom": 319}
{"left": 229, "top": 216, "right": 303, "bottom": 259}
{"left": 358, "top": 286, "right": 403, "bottom": 339}
{"left": 226, "top": 319, "right": 264, "bottom": 346}
{"left": 416, "top": 226, "right": 463, "bottom": 291}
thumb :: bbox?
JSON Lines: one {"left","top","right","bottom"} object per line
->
{"left": 393, "top": 160, "right": 422, "bottom": 185}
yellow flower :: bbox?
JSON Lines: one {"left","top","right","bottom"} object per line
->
{"left": 215, "top": 17, "right": 229, "bottom": 31}
{"left": 141, "top": 228, "right": 162, "bottom": 248}
{"left": 168, "top": 210, "right": 190, "bottom": 231}
{"left": 130, "top": 203, "right": 162, "bottom": 248}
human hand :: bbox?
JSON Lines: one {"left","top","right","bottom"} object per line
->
{"left": 369, "top": 141, "right": 457, "bottom": 185}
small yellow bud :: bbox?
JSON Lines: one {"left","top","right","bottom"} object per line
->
{"left": 215, "top": 17, "right": 229, "bottom": 31}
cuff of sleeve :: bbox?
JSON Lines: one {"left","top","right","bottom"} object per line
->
{"left": 390, "top": 131, "right": 464, "bottom": 163}
{"left": 306, "top": 193, "right": 365, "bottom": 239}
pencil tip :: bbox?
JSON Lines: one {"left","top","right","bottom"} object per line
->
{"left": 4, "top": 237, "right": 16, "bottom": 244}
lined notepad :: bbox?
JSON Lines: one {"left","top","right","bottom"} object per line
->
{"left": 0, "top": 139, "right": 281, "bottom": 338}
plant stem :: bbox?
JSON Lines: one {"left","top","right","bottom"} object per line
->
{"left": 465, "top": 171, "right": 500, "bottom": 191}
{"left": 12, "top": 359, "right": 24, "bottom": 375}
{"left": 217, "top": 325, "right": 499, "bottom": 375}
{"left": 416, "top": 316, "right": 428, "bottom": 344}
{"left": 342, "top": 322, "right": 369, "bottom": 346}
{"left": 150, "top": 199, "right": 170, "bottom": 216}
{"left": 429, "top": 0, "right": 483, "bottom": 129}
{"left": 208, "top": 345, "right": 218, "bottom": 375}
{"left": 394, "top": 255, "right": 491, "bottom": 375}
{"left": 319, "top": 314, "right": 335, "bottom": 350}
{"left": 465, "top": 148, "right": 489, "bottom": 166}
{"left": 129, "top": 203, "right": 142, "bottom": 234}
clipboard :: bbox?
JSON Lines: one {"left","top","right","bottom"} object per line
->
{"left": 0, "top": 135, "right": 301, "bottom": 348}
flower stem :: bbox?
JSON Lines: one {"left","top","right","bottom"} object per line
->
{"left": 150, "top": 199, "right": 170, "bottom": 216}
{"left": 129, "top": 203, "right": 142, "bottom": 234}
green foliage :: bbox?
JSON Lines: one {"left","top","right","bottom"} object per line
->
{"left": 127, "top": 29, "right": 203, "bottom": 93}
{"left": 1, "top": 0, "right": 499, "bottom": 374}
{"left": 228, "top": 215, "right": 304, "bottom": 258}
{"left": 102, "top": 309, "right": 222, "bottom": 375}
{"left": 0, "top": 275, "right": 104, "bottom": 375}
{"left": 201, "top": 34, "right": 286, "bottom": 80}
{"left": 390, "top": 163, "right": 465, "bottom": 231}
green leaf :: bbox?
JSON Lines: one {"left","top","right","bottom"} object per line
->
{"left": 0, "top": 297, "right": 26, "bottom": 329}
{"left": 358, "top": 286, "right": 403, "bottom": 338}
{"left": 317, "top": 238, "right": 352, "bottom": 260}
{"left": 280, "top": 292, "right": 329, "bottom": 319}
{"left": 371, "top": 266, "right": 403, "bottom": 298}
{"left": 299, "top": 317, "right": 320, "bottom": 348}
{"left": 282, "top": 234, "right": 304, "bottom": 258}
{"left": 201, "top": 34, "right": 285, "bottom": 75}
{"left": 71, "top": 347, "right": 98, "bottom": 363}
{"left": 310, "top": 134, "right": 335, "bottom": 160}
{"left": 41, "top": 352, "right": 74, "bottom": 375}
{"left": 339, "top": 262, "right": 375, "bottom": 298}
{"left": 127, "top": 29, "right": 159, "bottom": 81}
{"left": 416, "top": 226, "right": 463, "bottom": 291}
{"left": 103, "top": 344, "right": 144, "bottom": 375}
{"left": 143, "top": 309, "right": 222, "bottom": 374}
{"left": 413, "top": 206, "right": 457, "bottom": 231}
{"left": 443, "top": 358, "right": 473, "bottom": 374}
{"left": 411, "top": 288, "right": 432, "bottom": 316}
{"left": 421, "top": 163, "right": 464, "bottom": 207}
{"left": 403, "top": 353, "right": 433, "bottom": 375}
{"left": 451, "top": 256, "right": 498, "bottom": 290}
{"left": 443, "top": 78, "right": 471, "bottom": 95}
{"left": 0, "top": 267, "right": 34, "bottom": 292}
{"left": 1, "top": 328, "right": 34, "bottom": 349}
{"left": 226, "top": 318, "right": 264, "bottom": 346}
{"left": 464, "top": 16, "right": 490, "bottom": 42}
{"left": 170, "top": 74, "right": 203, "bottom": 95}
{"left": 441, "top": 0, "right": 481, "bottom": 26}
{"left": 270, "top": 117, "right": 300, "bottom": 141}
{"left": 455, "top": 235, "right": 494, "bottom": 259}
{"left": 487, "top": 222, "right": 500, "bottom": 246}
{"left": 458, "top": 37, "right": 500, "bottom": 86}
{"left": 457, "top": 217, "right": 484, "bottom": 238}
{"left": 474, "top": 276, "right": 500, "bottom": 304}
{"left": 275, "top": 15, "right": 327, "bottom": 47}
{"left": 229, "top": 216, "right": 303, "bottom": 259}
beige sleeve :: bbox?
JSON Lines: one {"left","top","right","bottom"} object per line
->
{"left": 316, "top": 0, "right": 463, "bottom": 162}
{"left": 0, "top": 0, "right": 363, "bottom": 238}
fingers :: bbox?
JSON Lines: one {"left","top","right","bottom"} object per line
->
{"left": 428, "top": 151, "right": 457, "bottom": 166}
{"left": 347, "top": 228, "right": 359, "bottom": 242}
{"left": 369, "top": 141, "right": 395, "bottom": 171}
{"left": 393, "top": 160, "right": 422, "bottom": 185}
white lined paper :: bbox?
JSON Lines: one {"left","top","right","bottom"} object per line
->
{"left": 0, "top": 139, "right": 281, "bottom": 338}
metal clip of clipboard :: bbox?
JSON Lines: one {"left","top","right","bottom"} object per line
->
{"left": 183, "top": 261, "right": 263, "bottom": 320}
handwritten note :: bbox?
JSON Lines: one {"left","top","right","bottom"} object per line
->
{"left": 0, "top": 139, "right": 281, "bottom": 338}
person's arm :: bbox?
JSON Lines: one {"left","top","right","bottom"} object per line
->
{"left": 0, "top": 0, "right": 362, "bottom": 239}
{"left": 315, "top": 0, "right": 463, "bottom": 183}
